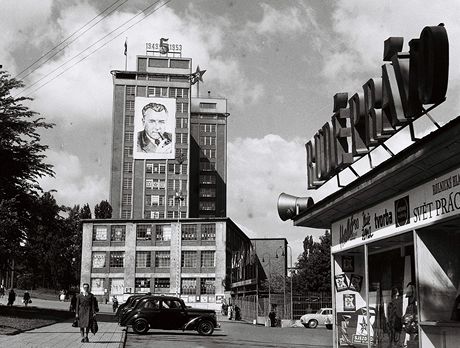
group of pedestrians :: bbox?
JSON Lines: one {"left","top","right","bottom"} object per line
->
{"left": 0, "top": 286, "right": 32, "bottom": 307}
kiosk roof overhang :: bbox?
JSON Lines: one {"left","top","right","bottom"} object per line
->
{"left": 294, "top": 116, "right": 460, "bottom": 229}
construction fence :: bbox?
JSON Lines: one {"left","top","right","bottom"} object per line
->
{"left": 233, "top": 292, "right": 332, "bottom": 323}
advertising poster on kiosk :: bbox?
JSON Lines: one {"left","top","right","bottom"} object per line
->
{"left": 133, "top": 97, "right": 176, "bottom": 159}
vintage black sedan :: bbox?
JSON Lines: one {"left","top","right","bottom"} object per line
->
{"left": 119, "top": 295, "right": 219, "bottom": 335}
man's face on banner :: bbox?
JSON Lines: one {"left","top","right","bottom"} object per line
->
{"left": 143, "top": 108, "right": 167, "bottom": 139}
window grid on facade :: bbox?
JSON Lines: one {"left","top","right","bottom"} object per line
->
{"left": 201, "top": 224, "right": 216, "bottom": 240}
{"left": 200, "top": 124, "right": 216, "bottom": 133}
{"left": 111, "top": 225, "right": 126, "bottom": 241}
{"left": 92, "top": 252, "right": 106, "bottom": 268}
{"left": 199, "top": 188, "right": 215, "bottom": 198}
{"left": 181, "top": 224, "right": 197, "bottom": 240}
{"left": 181, "top": 251, "right": 197, "bottom": 267}
{"left": 123, "top": 177, "right": 132, "bottom": 190}
{"left": 181, "top": 278, "right": 197, "bottom": 295}
{"left": 199, "top": 161, "right": 215, "bottom": 172}
{"left": 199, "top": 102, "right": 217, "bottom": 109}
{"left": 201, "top": 149, "right": 216, "bottom": 159}
{"left": 155, "top": 225, "right": 171, "bottom": 241}
{"left": 155, "top": 251, "right": 170, "bottom": 267}
{"left": 92, "top": 225, "right": 108, "bottom": 241}
{"left": 121, "top": 209, "right": 131, "bottom": 219}
{"left": 136, "top": 251, "right": 151, "bottom": 268}
{"left": 200, "top": 136, "right": 216, "bottom": 146}
{"left": 150, "top": 211, "right": 162, "bottom": 219}
{"left": 176, "top": 118, "right": 188, "bottom": 129}
{"left": 126, "top": 86, "right": 135, "bottom": 96}
{"left": 146, "top": 179, "right": 166, "bottom": 190}
{"left": 176, "top": 133, "right": 188, "bottom": 145}
{"left": 124, "top": 146, "right": 133, "bottom": 157}
{"left": 154, "top": 278, "right": 170, "bottom": 290}
{"left": 200, "top": 278, "right": 216, "bottom": 294}
{"left": 175, "top": 148, "right": 187, "bottom": 160}
{"left": 123, "top": 162, "right": 133, "bottom": 173}
{"left": 135, "top": 278, "right": 150, "bottom": 293}
{"left": 126, "top": 100, "right": 134, "bottom": 111}
{"left": 122, "top": 194, "right": 132, "bottom": 205}
{"left": 199, "top": 201, "right": 216, "bottom": 211}
{"left": 125, "top": 116, "right": 134, "bottom": 127}
{"left": 147, "top": 86, "right": 168, "bottom": 97}
{"left": 110, "top": 251, "right": 124, "bottom": 267}
{"left": 200, "top": 175, "right": 216, "bottom": 185}
{"left": 136, "top": 225, "right": 152, "bottom": 240}
{"left": 150, "top": 194, "right": 165, "bottom": 206}
{"left": 146, "top": 163, "right": 166, "bottom": 174}
{"left": 201, "top": 251, "right": 215, "bottom": 268}
{"left": 125, "top": 132, "right": 133, "bottom": 142}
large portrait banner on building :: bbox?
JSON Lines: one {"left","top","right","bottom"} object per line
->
{"left": 134, "top": 97, "right": 176, "bottom": 159}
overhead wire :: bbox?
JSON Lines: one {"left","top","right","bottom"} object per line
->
{"left": 14, "top": 0, "right": 127, "bottom": 80}
{"left": 20, "top": 0, "right": 172, "bottom": 98}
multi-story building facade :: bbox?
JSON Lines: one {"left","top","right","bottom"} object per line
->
{"left": 81, "top": 50, "right": 286, "bottom": 310}
{"left": 189, "top": 97, "right": 228, "bottom": 218}
{"left": 109, "top": 57, "right": 228, "bottom": 220}
{"left": 81, "top": 218, "right": 253, "bottom": 309}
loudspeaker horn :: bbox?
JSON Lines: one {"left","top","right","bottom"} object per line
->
{"left": 277, "top": 193, "right": 314, "bottom": 221}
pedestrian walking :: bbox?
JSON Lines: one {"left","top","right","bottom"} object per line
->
{"left": 112, "top": 296, "right": 119, "bottom": 313}
{"left": 75, "top": 283, "right": 99, "bottom": 343}
{"left": 0, "top": 284, "right": 5, "bottom": 298}
{"left": 70, "top": 293, "right": 77, "bottom": 312}
{"left": 269, "top": 309, "right": 277, "bottom": 327}
{"left": 228, "top": 304, "right": 233, "bottom": 320}
{"left": 59, "top": 289, "right": 65, "bottom": 302}
{"left": 22, "top": 290, "right": 31, "bottom": 307}
{"left": 7, "top": 289, "right": 16, "bottom": 306}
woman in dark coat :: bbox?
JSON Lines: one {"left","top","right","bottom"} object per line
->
{"left": 75, "top": 283, "right": 98, "bottom": 343}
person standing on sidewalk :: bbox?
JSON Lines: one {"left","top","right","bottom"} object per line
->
{"left": 22, "top": 291, "right": 31, "bottom": 306}
{"left": 7, "top": 289, "right": 16, "bottom": 306}
{"left": 75, "top": 283, "right": 98, "bottom": 343}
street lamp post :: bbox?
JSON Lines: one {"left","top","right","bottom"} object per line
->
{"left": 275, "top": 246, "right": 285, "bottom": 319}
{"left": 286, "top": 245, "right": 293, "bottom": 321}
{"left": 261, "top": 252, "right": 273, "bottom": 314}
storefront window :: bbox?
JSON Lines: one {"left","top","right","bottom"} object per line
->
{"left": 367, "top": 232, "right": 418, "bottom": 348}
{"left": 334, "top": 246, "right": 367, "bottom": 347}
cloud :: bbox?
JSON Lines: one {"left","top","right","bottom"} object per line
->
{"left": 38, "top": 150, "right": 108, "bottom": 208}
{"left": 248, "top": 3, "right": 317, "bottom": 36}
{"left": 227, "top": 135, "right": 327, "bottom": 260}
{"left": 321, "top": 1, "right": 460, "bottom": 114}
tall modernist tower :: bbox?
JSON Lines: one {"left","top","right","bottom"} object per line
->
{"left": 109, "top": 54, "right": 227, "bottom": 219}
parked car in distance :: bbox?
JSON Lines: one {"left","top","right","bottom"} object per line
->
{"left": 119, "top": 295, "right": 219, "bottom": 335}
{"left": 300, "top": 308, "right": 333, "bottom": 328}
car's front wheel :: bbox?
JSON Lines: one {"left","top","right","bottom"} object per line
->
{"left": 197, "top": 320, "right": 214, "bottom": 335}
{"left": 308, "top": 319, "right": 318, "bottom": 329}
{"left": 132, "top": 318, "right": 149, "bottom": 334}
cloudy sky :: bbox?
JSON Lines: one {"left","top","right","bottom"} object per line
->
{"left": 2, "top": 0, "right": 460, "bottom": 261}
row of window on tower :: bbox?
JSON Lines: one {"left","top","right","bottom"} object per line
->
{"left": 91, "top": 250, "right": 215, "bottom": 269}
{"left": 92, "top": 224, "right": 216, "bottom": 242}
{"left": 126, "top": 85, "right": 189, "bottom": 99}
{"left": 90, "top": 277, "right": 216, "bottom": 296}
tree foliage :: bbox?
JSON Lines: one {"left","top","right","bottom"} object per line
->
{"left": 0, "top": 71, "right": 54, "bottom": 276}
{"left": 292, "top": 230, "right": 331, "bottom": 293}
{"left": 94, "top": 200, "right": 112, "bottom": 219}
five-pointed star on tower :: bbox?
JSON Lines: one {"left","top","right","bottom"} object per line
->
{"left": 190, "top": 65, "right": 206, "bottom": 85}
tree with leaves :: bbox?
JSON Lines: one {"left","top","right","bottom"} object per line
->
{"left": 292, "top": 230, "right": 331, "bottom": 293}
{"left": 0, "top": 70, "right": 54, "bottom": 286}
{"left": 94, "top": 200, "right": 112, "bottom": 219}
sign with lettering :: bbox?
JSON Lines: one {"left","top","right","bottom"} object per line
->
{"left": 307, "top": 25, "right": 449, "bottom": 190}
{"left": 332, "top": 166, "right": 460, "bottom": 250}
{"left": 146, "top": 38, "right": 182, "bottom": 55}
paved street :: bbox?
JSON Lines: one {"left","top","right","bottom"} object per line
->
{"left": 0, "top": 297, "right": 124, "bottom": 348}
{"left": 125, "top": 320, "right": 333, "bottom": 348}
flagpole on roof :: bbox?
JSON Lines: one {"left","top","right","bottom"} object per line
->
{"left": 124, "top": 37, "right": 128, "bottom": 71}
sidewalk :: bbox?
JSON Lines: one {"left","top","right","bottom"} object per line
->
{"left": 0, "top": 320, "right": 126, "bottom": 348}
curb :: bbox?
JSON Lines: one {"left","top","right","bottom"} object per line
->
{"left": 118, "top": 328, "right": 127, "bottom": 348}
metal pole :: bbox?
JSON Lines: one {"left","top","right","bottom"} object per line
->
{"left": 255, "top": 254, "right": 259, "bottom": 323}
{"left": 287, "top": 245, "right": 293, "bottom": 320}
{"left": 268, "top": 257, "right": 271, "bottom": 311}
